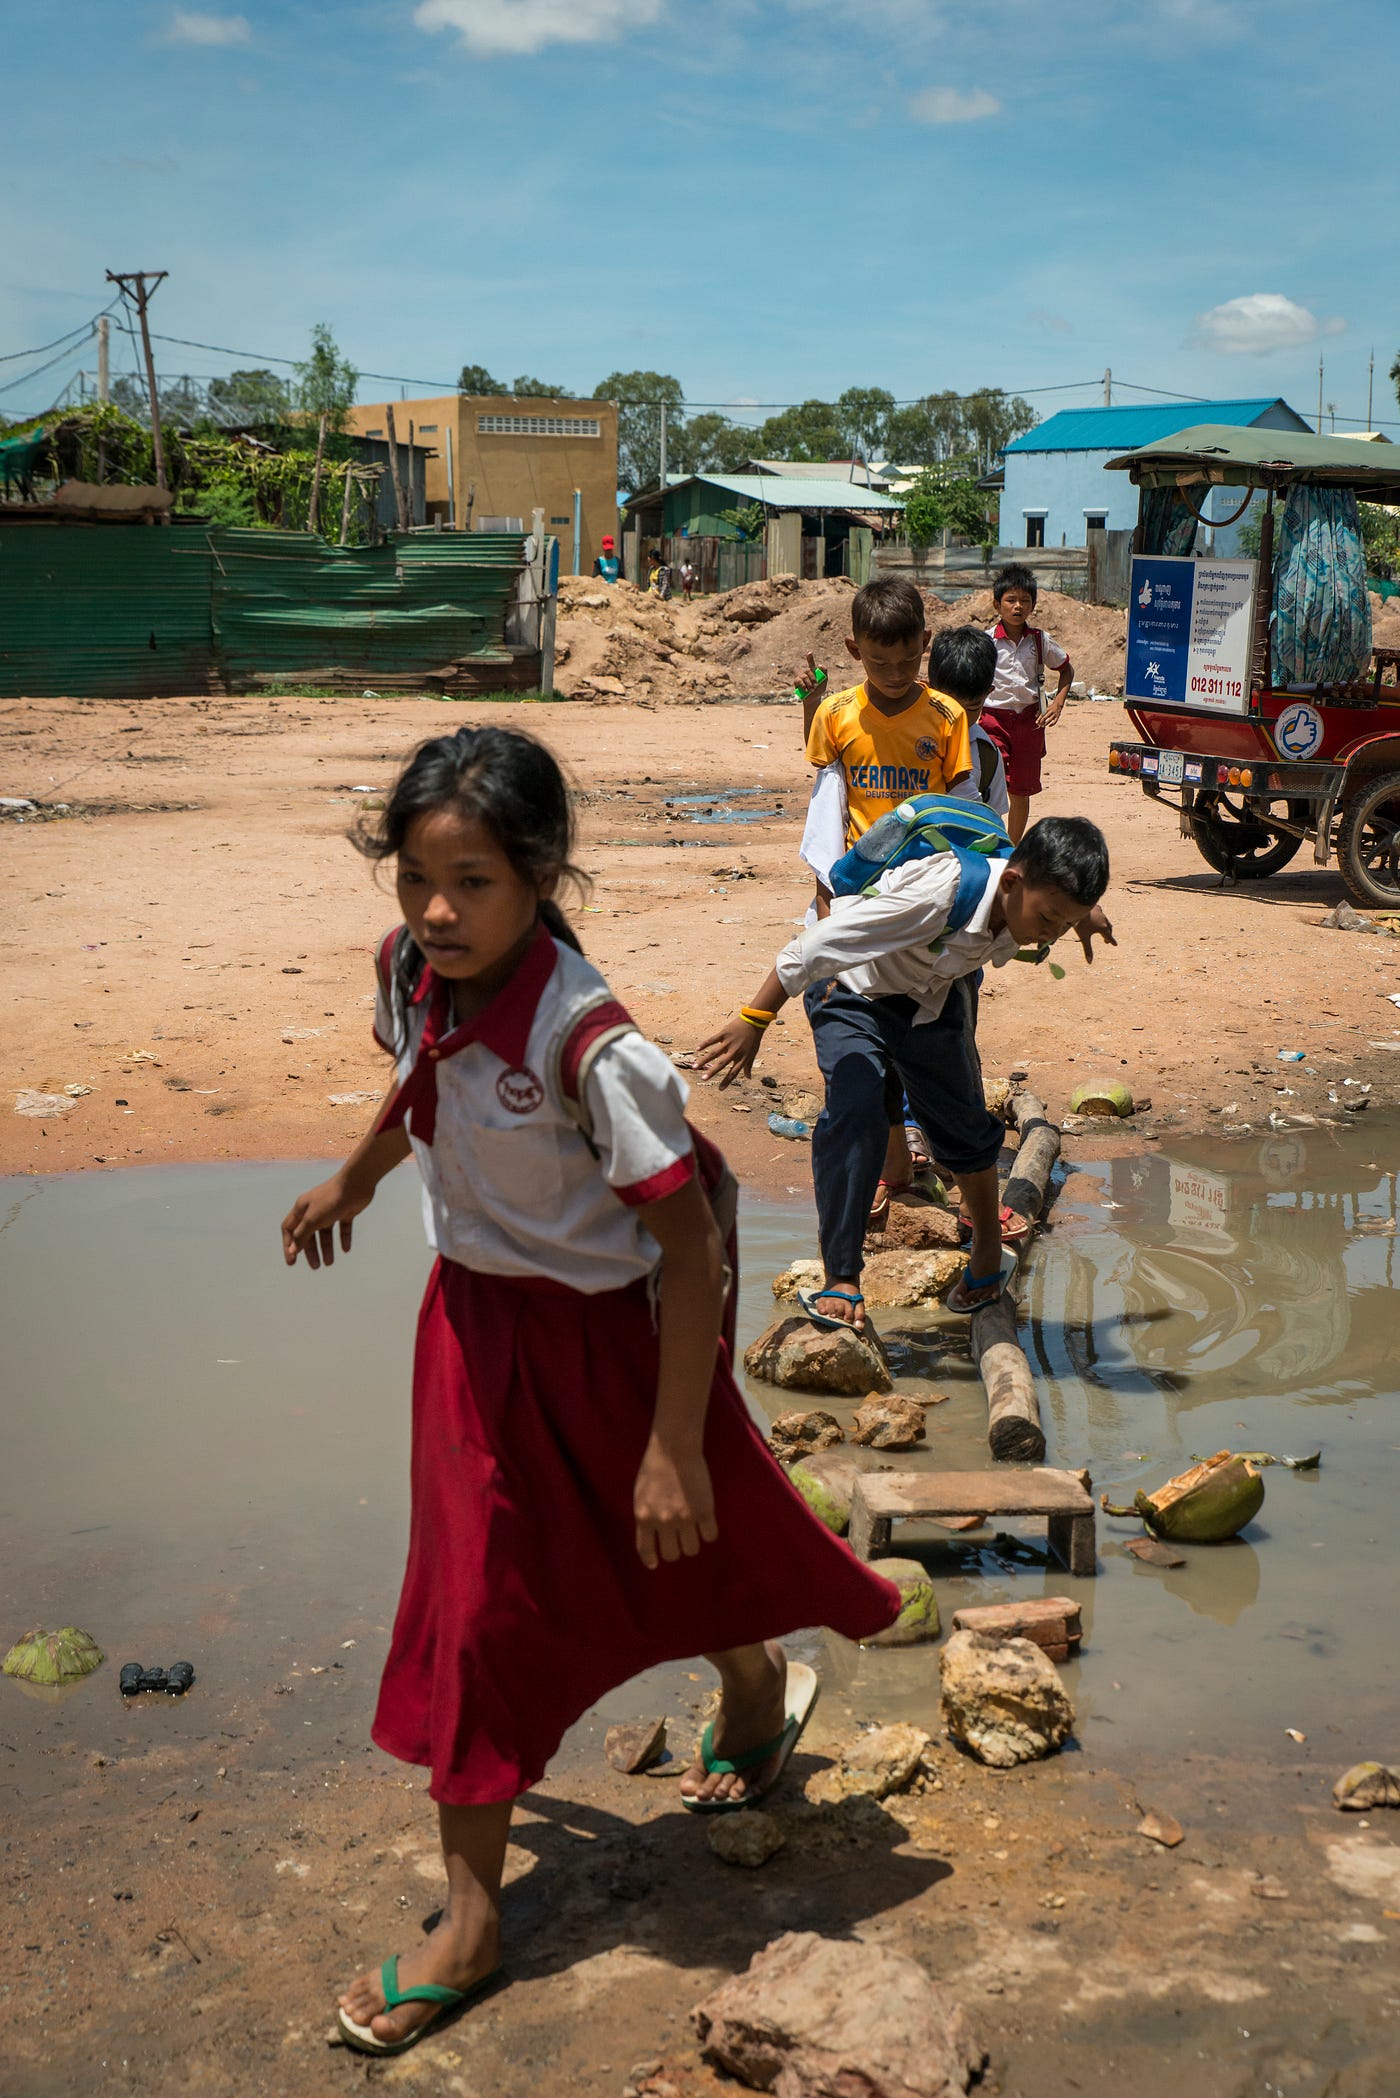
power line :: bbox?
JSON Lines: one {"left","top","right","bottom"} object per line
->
{"left": 0, "top": 337, "right": 94, "bottom": 398}
{"left": 0, "top": 305, "right": 117, "bottom": 367}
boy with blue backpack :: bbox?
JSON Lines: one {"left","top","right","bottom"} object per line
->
{"left": 698, "top": 811, "right": 1114, "bottom": 1320}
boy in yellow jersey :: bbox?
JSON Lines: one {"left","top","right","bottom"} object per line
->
{"left": 797, "top": 575, "right": 972, "bottom": 1211}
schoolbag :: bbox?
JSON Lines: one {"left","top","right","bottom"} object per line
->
{"left": 828, "top": 792, "right": 1014, "bottom": 939}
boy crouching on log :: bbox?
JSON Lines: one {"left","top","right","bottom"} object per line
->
{"left": 697, "top": 816, "right": 1114, "bottom": 1323}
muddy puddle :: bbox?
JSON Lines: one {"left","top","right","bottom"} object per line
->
{"left": 2, "top": 1125, "right": 1396, "bottom": 1807}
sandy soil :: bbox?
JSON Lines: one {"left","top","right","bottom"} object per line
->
{"left": 3, "top": 683, "right": 1398, "bottom": 1187}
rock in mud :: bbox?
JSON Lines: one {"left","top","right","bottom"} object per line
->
{"left": 744, "top": 1316, "right": 892, "bottom": 1397}
{"left": 787, "top": 1452, "right": 861, "bottom": 1534}
{"left": 939, "top": 1630, "right": 1074, "bottom": 1769}
{"left": 693, "top": 1929, "right": 985, "bottom": 2098}
{"left": 605, "top": 1718, "right": 667, "bottom": 1775}
{"left": 768, "top": 1410, "right": 846, "bottom": 1458}
{"left": 1126, "top": 1537, "right": 1186, "bottom": 1568}
{"left": 807, "top": 1721, "right": 933, "bottom": 1803}
{"left": 850, "top": 1394, "right": 926, "bottom": 1451}
{"left": 771, "top": 1250, "right": 964, "bottom": 1311}
{"left": 1136, "top": 1808, "right": 1184, "bottom": 1848}
{"left": 1333, "top": 1761, "right": 1400, "bottom": 1811}
{"left": 707, "top": 1811, "right": 785, "bottom": 1869}
{"left": 862, "top": 1557, "right": 941, "bottom": 1648}
{"left": 873, "top": 1200, "right": 962, "bottom": 1252}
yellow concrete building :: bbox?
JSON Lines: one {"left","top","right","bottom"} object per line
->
{"left": 345, "top": 394, "right": 618, "bottom": 570}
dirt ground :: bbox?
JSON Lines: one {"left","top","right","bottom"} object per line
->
{"left": 4, "top": 681, "right": 1400, "bottom": 1187}
{"left": 5, "top": 632, "right": 1400, "bottom": 2096}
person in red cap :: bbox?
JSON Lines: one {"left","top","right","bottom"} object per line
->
{"left": 592, "top": 535, "right": 621, "bottom": 585}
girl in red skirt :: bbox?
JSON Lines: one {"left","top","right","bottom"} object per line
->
{"left": 281, "top": 725, "right": 899, "bottom": 2058}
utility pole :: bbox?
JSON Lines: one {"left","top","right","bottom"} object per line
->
{"left": 658, "top": 401, "right": 668, "bottom": 504}
{"left": 96, "top": 315, "right": 110, "bottom": 403}
{"left": 1103, "top": 367, "right": 1112, "bottom": 406}
{"left": 1368, "top": 348, "right": 1375, "bottom": 433}
{"left": 105, "top": 270, "right": 168, "bottom": 488}
{"left": 1316, "top": 355, "right": 1324, "bottom": 436}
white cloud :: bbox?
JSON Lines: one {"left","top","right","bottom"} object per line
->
{"left": 162, "top": 9, "right": 250, "bottom": 44}
{"left": 414, "top": 0, "right": 662, "bottom": 56}
{"left": 1192, "top": 293, "right": 1345, "bottom": 356}
{"left": 908, "top": 86, "right": 1001, "bottom": 124}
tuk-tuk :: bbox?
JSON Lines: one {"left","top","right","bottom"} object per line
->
{"left": 1102, "top": 424, "right": 1400, "bottom": 905}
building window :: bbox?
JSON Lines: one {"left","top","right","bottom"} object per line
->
{"left": 364, "top": 427, "right": 383, "bottom": 437}
{"left": 1025, "top": 515, "right": 1046, "bottom": 548}
{"left": 418, "top": 423, "right": 438, "bottom": 434}
{"left": 550, "top": 515, "right": 570, "bottom": 525}
{"left": 1084, "top": 512, "right": 1107, "bottom": 532}
{"left": 477, "top": 414, "right": 602, "bottom": 438}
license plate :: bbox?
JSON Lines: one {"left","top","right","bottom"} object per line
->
{"left": 1158, "top": 750, "right": 1185, "bottom": 786}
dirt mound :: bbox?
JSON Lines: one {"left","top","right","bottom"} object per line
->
{"left": 925, "top": 587, "right": 1127, "bottom": 697}
{"left": 1368, "top": 590, "right": 1400, "bottom": 650}
{"left": 552, "top": 572, "right": 1128, "bottom": 703}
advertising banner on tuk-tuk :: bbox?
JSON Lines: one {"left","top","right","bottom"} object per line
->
{"left": 1125, "top": 555, "right": 1256, "bottom": 713}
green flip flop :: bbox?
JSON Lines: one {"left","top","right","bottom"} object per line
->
{"left": 336, "top": 1954, "right": 505, "bottom": 2056}
{"left": 682, "top": 1660, "right": 819, "bottom": 1818}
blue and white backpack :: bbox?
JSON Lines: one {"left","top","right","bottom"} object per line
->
{"left": 829, "top": 792, "right": 1013, "bottom": 934}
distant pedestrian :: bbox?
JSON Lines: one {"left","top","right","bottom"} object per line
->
{"left": 281, "top": 724, "right": 899, "bottom": 2059}
{"left": 649, "top": 552, "right": 672, "bottom": 601}
{"left": 680, "top": 557, "right": 697, "bottom": 602}
{"left": 983, "top": 563, "right": 1074, "bottom": 843}
{"left": 592, "top": 534, "right": 621, "bottom": 585}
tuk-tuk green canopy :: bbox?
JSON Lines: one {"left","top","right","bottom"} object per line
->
{"left": 1103, "top": 423, "right": 1400, "bottom": 503}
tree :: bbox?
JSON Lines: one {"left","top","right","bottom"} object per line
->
{"left": 293, "top": 323, "right": 358, "bottom": 436}
{"left": 837, "top": 386, "right": 895, "bottom": 462}
{"left": 885, "top": 390, "right": 973, "bottom": 468}
{"left": 1360, "top": 502, "right": 1400, "bottom": 578}
{"left": 717, "top": 501, "right": 766, "bottom": 541}
{"left": 672, "top": 411, "right": 753, "bottom": 476}
{"left": 457, "top": 363, "right": 500, "bottom": 395}
{"left": 207, "top": 368, "right": 291, "bottom": 424}
{"left": 510, "top": 374, "right": 573, "bottom": 398}
{"left": 963, "top": 388, "right": 1037, "bottom": 474}
{"left": 903, "top": 465, "right": 992, "bottom": 548}
{"left": 592, "top": 369, "right": 685, "bottom": 492}
{"left": 755, "top": 398, "right": 844, "bottom": 463}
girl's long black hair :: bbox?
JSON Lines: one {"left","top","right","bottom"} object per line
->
{"left": 354, "top": 724, "right": 587, "bottom": 1014}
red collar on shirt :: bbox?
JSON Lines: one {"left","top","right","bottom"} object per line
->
{"left": 992, "top": 622, "right": 1040, "bottom": 642}
{"left": 380, "top": 918, "right": 558, "bottom": 1145}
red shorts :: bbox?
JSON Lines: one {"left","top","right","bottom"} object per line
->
{"left": 981, "top": 705, "right": 1045, "bottom": 797}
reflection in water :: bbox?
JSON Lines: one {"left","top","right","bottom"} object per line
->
{"left": 1111, "top": 1534, "right": 1262, "bottom": 1626}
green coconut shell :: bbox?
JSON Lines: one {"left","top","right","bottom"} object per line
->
{"left": 1137, "top": 1451, "right": 1263, "bottom": 1543}
{"left": 2, "top": 1626, "right": 105, "bottom": 1685}
{"left": 1069, "top": 1080, "right": 1135, "bottom": 1119}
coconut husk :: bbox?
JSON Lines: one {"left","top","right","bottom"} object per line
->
{"left": 1102, "top": 1451, "right": 1263, "bottom": 1543}
{"left": 2, "top": 1626, "right": 105, "bottom": 1685}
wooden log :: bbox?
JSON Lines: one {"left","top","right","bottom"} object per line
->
{"left": 307, "top": 410, "right": 328, "bottom": 537}
{"left": 384, "top": 404, "right": 409, "bottom": 535}
{"left": 338, "top": 460, "right": 354, "bottom": 547}
{"left": 1003, "top": 1092, "right": 1060, "bottom": 1225}
{"left": 971, "top": 1092, "right": 1061, "bottom": 1463}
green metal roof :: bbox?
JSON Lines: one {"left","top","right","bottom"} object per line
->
{"left": 1104, "top": 423, "right": 1400, "bottom": 501}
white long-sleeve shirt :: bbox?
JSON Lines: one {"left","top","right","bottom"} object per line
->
{"left": 775, "top": 853, "right": 1022, "bottom": 1023}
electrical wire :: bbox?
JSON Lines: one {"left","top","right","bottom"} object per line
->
{"left": 0, "top": 338, "right": 94, "bottom": 399}
{"left": 0, "top": 303, "right": 117, "bottom": 367}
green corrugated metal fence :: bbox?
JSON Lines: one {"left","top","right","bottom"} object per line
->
{"left": 0, "top": 523, "right": 532, "bottom": 698}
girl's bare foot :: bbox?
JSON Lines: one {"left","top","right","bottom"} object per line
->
{"left": 338, "top": 1914, "right": 500, "bottom": 2049}
{"left": 680, "top": 1641, "right": 788, "bottom": 1808}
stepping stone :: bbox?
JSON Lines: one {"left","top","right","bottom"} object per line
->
{"left": 848, "top": 1468, "right": 1097, "bottom": 1576}
{"left": 951, "top": 1596, "right": 1082, "bottom": 1662}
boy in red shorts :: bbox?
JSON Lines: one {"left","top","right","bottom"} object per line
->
{"left": 983, "top": 563, "right": 1073, "bottom": 842}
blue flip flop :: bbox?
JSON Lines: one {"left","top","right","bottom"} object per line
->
{"left": 943, "top": 1246, "right": 1019, "bottom": 1316}
{"left": 798, "top": 1287, "right": 866, "bottom": 1333}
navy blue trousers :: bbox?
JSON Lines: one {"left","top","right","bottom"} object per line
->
{"left": 804, "top": 977, "right": 1004, "bottom": 1284}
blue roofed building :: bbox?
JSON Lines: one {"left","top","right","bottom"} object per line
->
{"left": 1000, "top": 398, "right": 1312, "bottom": 554}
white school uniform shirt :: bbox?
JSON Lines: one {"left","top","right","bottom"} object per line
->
{"left": 799, "top": 759, "right": 849, "bottom": 890}
{"left": 374, "top": 923, "right": 694, "bottom": 1291}
{"left": 950, "top": 722, "right": 1010, "bottom": 822}
{"left": 984, "top": 622, "right": 1070, "bottom": 713}
{"left": 775, "top": 854, "right": 1022, "bottom": 1024}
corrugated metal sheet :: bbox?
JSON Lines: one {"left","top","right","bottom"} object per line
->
{"left": 672, "top": 472, "right": 902, "bottom": 512}
{"left": 0, "top": 523, "right": 530, "bottom": 698}
{"left": 0, "top": 522, "right": 213, "bottom": 697}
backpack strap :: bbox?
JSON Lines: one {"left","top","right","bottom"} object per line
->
{"left": 943, "top": 846, "right": 998, "bottom": 936}
{"left": 555, "top": 996, "right": 639, "bottom": 1148}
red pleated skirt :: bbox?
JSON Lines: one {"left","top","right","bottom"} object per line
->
{"left": 371, "top": 1257, "right": 901, "bottom": 1804}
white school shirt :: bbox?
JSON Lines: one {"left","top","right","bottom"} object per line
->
{"left": 984, "top": 622, "right": 1070, "bottom": 713}
{"left": 374, "top": 925, "right": 694, "bottom": 1291}
{"left": 799, "top": 760, "right": 849, "bottom": 889}
{"left": 775, "top": 854, "right": 1022, "bottom": 1024}
{"left": 950, "top": 722, "right": 1010, "bottom": 821}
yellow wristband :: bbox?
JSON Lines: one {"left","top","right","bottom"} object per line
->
{"left": 740, "top": 1006, "right": 776, "bottom": 1030}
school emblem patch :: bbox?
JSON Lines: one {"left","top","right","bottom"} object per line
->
{"left": 496, "top": 1066, "right": 545, "bottom": 1115}
{"left": 915, "top": 737, "right": 939, "bottom": 759}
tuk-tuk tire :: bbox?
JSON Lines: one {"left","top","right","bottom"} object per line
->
{"left": 1337, "top": 768, "right": 1400, "bottom": 910}
{"left": 1188, "top": 792, "right": 1307, "bottom": 880}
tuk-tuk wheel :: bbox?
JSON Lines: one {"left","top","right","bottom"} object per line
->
{"left": 1188, "top": 791, "right": 1308, "bottom": 880}
{"left": 1338, "top": 769, "right": 1400, "bottom": 910}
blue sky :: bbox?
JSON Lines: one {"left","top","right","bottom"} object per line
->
{"left": 3, "top": 0, "right": 1396, "bottom": 431}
